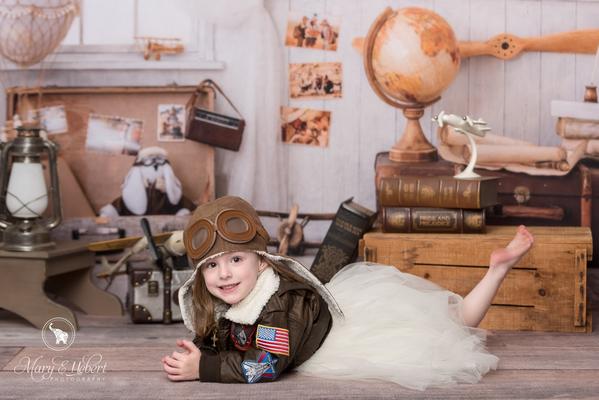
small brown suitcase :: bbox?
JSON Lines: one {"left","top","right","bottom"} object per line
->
{"left": 128, "top": 267, "right": 192, "bottom": 323}
{"left": 374, "top": 152, "right": 598, "bottom": 266}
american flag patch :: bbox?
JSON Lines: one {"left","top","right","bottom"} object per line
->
{"left": 256, "top": 324, "right": 289, "bottom": 356}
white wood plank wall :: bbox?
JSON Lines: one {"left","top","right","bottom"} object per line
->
{"left": 1, "top": 0, "right": 598, "bottom": 220}
{"left": 270, "top": 0, "right": 599, "bottom": 214}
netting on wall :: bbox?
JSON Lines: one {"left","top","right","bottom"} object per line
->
{"left": 0, "top": 0, "right": 79, "bottom": 67}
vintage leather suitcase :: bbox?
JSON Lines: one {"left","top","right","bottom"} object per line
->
{"left": 374, "top": 152, "right": 598, "bottom": 266}
{"left": 128, "top": 267, "right": 192, "bottom": 323}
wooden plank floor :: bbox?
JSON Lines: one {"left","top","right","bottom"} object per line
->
{"left": 1, "top": 270, "right": 598, "bottom": 400}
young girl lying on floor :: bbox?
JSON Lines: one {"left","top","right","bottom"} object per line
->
{"left": 162, "top": 196, "right": 534, "bottom": 389}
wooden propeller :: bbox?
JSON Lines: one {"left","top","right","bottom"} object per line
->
{"left": 277, "top": 204, "right": 300, "bottom": 255}
{"left": 351, "top": 29, "right": 599, "bottom": 60}
{"left": 87, "top": 232, "right": 173, "bottom": 253}
{"left": 459, "top": 29, "right": 599, "bottom": 60}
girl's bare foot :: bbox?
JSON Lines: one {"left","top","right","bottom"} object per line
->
{"left": 489, "top": 225, "right": 534, "bottom": 278}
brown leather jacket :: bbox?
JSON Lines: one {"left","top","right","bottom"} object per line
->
{"left": 193, "top": 278, "right": 332, "bottom": 383}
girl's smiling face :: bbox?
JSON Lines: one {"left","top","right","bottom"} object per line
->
{"left": 201, "top": 251, "right": 265, "bottom": 305}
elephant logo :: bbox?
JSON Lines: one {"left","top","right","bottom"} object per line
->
{"left": 49, "top": 323, "right": 69, "bottom": 344}
{"left": 42, "top": 317, "right": 76, "bottom": 351}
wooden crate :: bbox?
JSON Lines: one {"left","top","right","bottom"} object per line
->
{"left": 359, "top": 226, "right": 593, "bottom": 332}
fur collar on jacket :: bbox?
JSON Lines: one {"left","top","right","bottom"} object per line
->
{"left": 224, "top": 266, "right": 280, "bottom": 325}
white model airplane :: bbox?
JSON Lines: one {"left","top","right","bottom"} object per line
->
{"left": 432, "top": 111, "right": 492, "bottom": 180}
{"left": 433, "top": 110, "right": 490, "bottom": 137}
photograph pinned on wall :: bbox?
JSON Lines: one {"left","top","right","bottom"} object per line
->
{"left": 284, "top": 12, "right": 340, "bottom": 51}
{"left": 27, "top": 105, "right": 68, "bottom": 134}
{"left": 85, "top": 113, "right": 143, "bottom": 156}
{"left": 281, "top": 106, "right": 330, "bottom": 147}
{"left": 157, "top": 104, "right": 185, "bottom": 142}
{"left": 289, "top": 62, "right": 343, "bottom": 99}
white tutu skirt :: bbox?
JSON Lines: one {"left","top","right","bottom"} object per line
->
{"left": 296, "top": 262, "right": 499, "bottom": 390}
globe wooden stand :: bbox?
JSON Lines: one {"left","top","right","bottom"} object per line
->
{"left": 362, "top": 6, "right": 459, "bottom": 163}
{"left": 390, "top": 107, "right": 438, "bottom": 162}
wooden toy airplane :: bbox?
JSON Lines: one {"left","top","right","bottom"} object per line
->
{"left": 92, "top": 230, "right": 184, "bottom": 279}
{"left": 135, "top": 36, "right": 184, "bottom": 61}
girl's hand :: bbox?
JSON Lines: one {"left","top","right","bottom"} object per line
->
{"left": 162, "top": 339, "right": 201, "bottom": 381}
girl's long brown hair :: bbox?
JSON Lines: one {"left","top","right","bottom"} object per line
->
{"left": 192, "top": 254, "right": 305, "bottom": 340}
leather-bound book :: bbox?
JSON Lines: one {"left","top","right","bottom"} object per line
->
{"left": 310, "top": 198, "right": 377, "bottom": 284}
{"left": 382, "top": 207, "right": 485, "bottom": 233}
{"left": 379, "top": 176, "right": 498, "bottom": 209}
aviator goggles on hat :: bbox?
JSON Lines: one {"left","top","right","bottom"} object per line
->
{"left": 184, "top": 208, "right": 270, "bottom": 261}
{"left": 133, "top": 155, "right": 169, "bottom": 167}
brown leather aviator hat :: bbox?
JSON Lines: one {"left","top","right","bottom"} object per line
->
{"left": 183, "top": 195, "right": 270, "bottom": 267}
{"left": 178, "top": 196, "right": 343, "bottom": 332}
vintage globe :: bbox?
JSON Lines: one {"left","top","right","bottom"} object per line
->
{"left": 365, "top": 7, "right": 460, "bottom": 106}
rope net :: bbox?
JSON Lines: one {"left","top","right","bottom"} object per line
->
{"left": 0, "top": 0, "right": 79, "bottom": 67}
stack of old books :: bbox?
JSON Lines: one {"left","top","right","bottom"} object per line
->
{"left": 378, "top": 176, "right": 498, "bottom": 233}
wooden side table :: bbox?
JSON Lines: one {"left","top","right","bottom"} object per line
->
{"left": 0, "top": 241, "right": 123, "bottom": 329}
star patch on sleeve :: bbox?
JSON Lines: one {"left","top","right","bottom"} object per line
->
{"left": 241, "top": 352, "right": 278, "bottom": 383}
{"left": 256, "top": 324, "right": 289, "bottom": 356}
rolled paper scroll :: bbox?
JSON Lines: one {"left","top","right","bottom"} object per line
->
{"left": 561, "top": 138, "right": 599, "bottom": 155}
{"left": 556, "top": 117, "right": 599, "bottom": 139}
{"left": 560, "top": 138, "right": 587, "bottom": 151}
{"left": 586, "top": 140, "right": 599, "bottom": 154}
{"left": 463, "top": 144, "right": 567, "bottom": 164}
{"left": 439, "top": 126, "right": 535, "bottom": 146}
{"left": 533, "top": 160, "right": 570, "bottom": 171}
